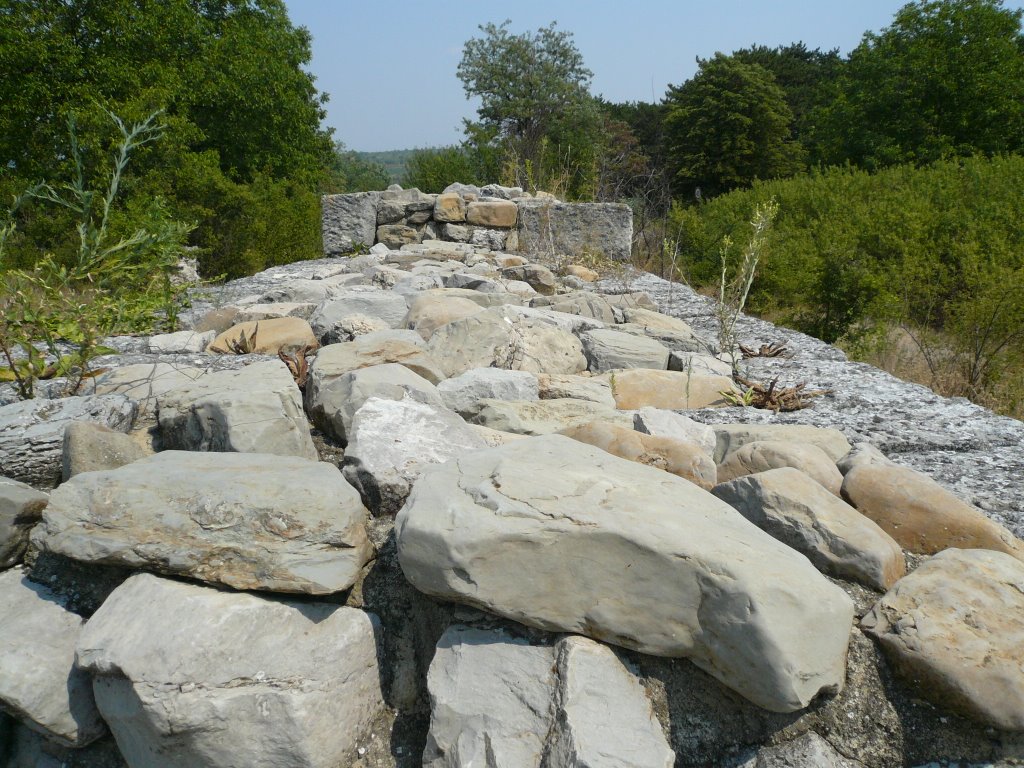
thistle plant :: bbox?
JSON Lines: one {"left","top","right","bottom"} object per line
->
{"left": 716, "top": 198, "right": 779, "bottom": 378}
{"left": 0, "top": 110, "right": 193, "bottom": 399}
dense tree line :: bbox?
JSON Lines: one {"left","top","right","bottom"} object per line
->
{"left": 406, "top": 0, "right": 1023, "bottom": 203}
{"left": 0, "top": 0, "right": 387, "bottom": 277}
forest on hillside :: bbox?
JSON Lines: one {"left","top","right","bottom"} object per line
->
{"left": 1, "top": 0, "right": 1022, "bottom": 415}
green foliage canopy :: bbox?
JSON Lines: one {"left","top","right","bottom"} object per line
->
{"left": 664, "top": 53, "right": 806, "bottom": 199}
{"left": 0, "top": 0, "right": 336, "bottom": 277}
{"left": 812, "top": 0, "right": 1024, "bottom": 168}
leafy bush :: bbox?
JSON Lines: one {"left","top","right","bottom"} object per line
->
{"left": 668, "top": 155, "right": 1024, "bottom": 415}
{"left": 1, "top": 112, "right": 192, "bottom": 398}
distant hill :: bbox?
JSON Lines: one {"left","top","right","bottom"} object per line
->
{"left": 355, "top": 149, "right": 417, "bottom": 183}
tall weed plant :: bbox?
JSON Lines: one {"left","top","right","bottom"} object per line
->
{"left": 0, "top": 111, "right": 192, "bottom": 398}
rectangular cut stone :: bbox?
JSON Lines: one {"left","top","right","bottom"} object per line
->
{"left": 516, "top": 200, "right": 633, "bottom": 261}
{"left": 466, "top": 200, "right": 518, "bottom": 228}
{"left": 322, "top": 192, "right": 381, "bottom": 255}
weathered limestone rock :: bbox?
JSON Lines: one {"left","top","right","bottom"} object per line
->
{"left": 0, "top": 477, "right": 48, "bottom": 568}
{"left": 530, "top": 291, "right": 619, "bottom": 323}
{"left": 438, "top": 368, "right": 539, "bottom": 418}
{"left": 465, "top": 200, "right": 517, "bottom": 228}
{"left": 147, "top": 329, "right": 215, "bottom": 354}
{"left": 471, "top": 399, "right": 632, "bottom": 436}
{"left": 739, "top": 732, "right": 861, "bottom": 768}
{"left": 423, "top": 626, "right": 674, "bottom": 768}
{"left": 207, "top": 317, "right": 317, "bottom": 355}
{"left": 156, "top": 360, "right": 317, "bottom": 460}
{"left": 77, "top": 573, "right": 384, "bottom": 767}
{"left": 427, "top": 307, "right": 587, "bottom": 378}
{"left": 322, "top": 191, "right": 381, "bottom": 254}
{"left": 306, "top": 335, "right": 446, "bottom": 387}
{"left": 403, "top": 293, "right": 483, "bottom": 340}
{"left": 836, "top": 442, "right": 894, "bottom": 475}
{"left": 500, "top": 264, "right": 557, "bottom": 295}
{"left": 713, "top": 424, "right": 852, "bottom": 464}
{"left": 861, "top": 548, "right": 1024, "bottom": 730}
{"left": 560, "top": 420, "right": 717, "bottom": 489}
{"left": 309, "top": 290, "right": 409, "bottom": 343}
{"left": 92, "top": 362, "right": 205, "bottom": 414}
{"left": 580, "top": 329, "right": 670, "bottom": 373}
{"left": 537, "top": 373, "right": 615, "bottom": 408}
{"left": 258, "top": 277, "right": 341, "bottom": 304}
{"left": 516, "top": 200, "right": 633, "bottom": 261}
{"left": 669, "top": 351, "right": 732, "bottom": 376}
{"left": 617, "top": 307, "right": 697, "bottom": 334}
{"left": 61, "top": 420, "right": 150, "bottom": 482}
{"left": 633, "top": 407, "right": 717, "bottom": 458}
{"left": 564, "top": 264, "right": 599, "bottom": 282}
{"left": 377, "top": 224, "right": 421, "bottom": 249}
{"left": 443, "top": 223, "right": 472, "bottom": 242}
{"left": 0, "top": 569, "right": 105, "bottom": 746}
{"left": 343, "top": 398, "right": 486, "bottom": 516}
{"left": 418, "top": 287, "right": 525, "bottom": 309}
{"left": 235, "top": 301, "right": 317, "bottom": 323}
{"left": 433, "top": 193, "right": 467, "bottom": 223}
{"left": 608, "top": 369, "right": 737, "bottom": 410}
{"left": 306, "top": 363, "right": 444, "bottom": 445}
{"left": 0, "top": 395, "right": 137, "bottom": 489}
{"left": 842, "top": 464, "right": 1024, "bottom": 560}
{"left": 469, "top": 424, "right": 529, "bottom": 447}
{"left": 713, "top": 468, "right": 906, "bottom": 591}
{"left": 423, "top": 626, "right": 556, "bottom": 767}
{"left": 548, "top": 636, "right": 675, "bottom": 768}
{"left": 481, "top": 183, "right": 523, "bottom": 200}
{"left": 717, "top": 440, "right": 845, "bottom": 496}
{"left": 397, "top": 435, "right": 854, "bottom": 712}
{"left": 33, "top": 451, "right": 371, "bottom": 594}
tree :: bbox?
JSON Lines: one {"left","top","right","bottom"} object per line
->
{"left": 812, "top": 0, "right": 1024, "bottom": 168}
{"left": 0, "top": 0, "right": 335, "bottom": 276}
{"left": 664, "top": 54, "right": 805, "bottom": 199}
{"left": 330, "top": 143, "right": 390, "bottom": 192}
{"left": 457, "top": 20, "right": 598, "bottom": 193}
{"left": 732, "top": 43, "right": 842, "bottom": 156}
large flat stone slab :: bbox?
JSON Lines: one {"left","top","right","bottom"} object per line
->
{"left": 397, "top": 435, "right": 854, "bottom": 712}
{"left": 78, "top": 573, "right": 384, "bottom": 767}
{"left": 156, "top": 359, "right": 317, "bottom": 460}
{"left": 427, "top": 307, "right": 587, "bottom": 378}
{"left": 471, "top": 398, "right": 632, "bottom": 435}
{"left": 0, "top": 569, "right": 105, "bottom": 746}
{"left": 861, "top": 548, "right": 1024, "bottom": 730}
{"left": 32, "top": 451, "right": 371, "bottom": 594}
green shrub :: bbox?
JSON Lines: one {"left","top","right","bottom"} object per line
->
{"left": 0, "top": 112, "right": 192, "bottom": 398}
{"left": 668, "top": 154, "right": 1024, "bottom": 415}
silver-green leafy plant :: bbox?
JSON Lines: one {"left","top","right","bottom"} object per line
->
{"left": 0, "top": 110, "right": 193, "bottom": 398}
{"left": 716, "top": 198, "right": 779, "bottom": 378}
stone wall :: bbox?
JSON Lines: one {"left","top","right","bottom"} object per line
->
{"left": 322, "top": 182, "right": 633, "bottom": 261}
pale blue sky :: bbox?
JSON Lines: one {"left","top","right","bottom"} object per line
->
{"left": 283, "top": 0, "right": 1024, "bottom": 152}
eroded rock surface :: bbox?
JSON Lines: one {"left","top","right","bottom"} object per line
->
{"left": 861, "top": 548, "right": 1024, "bottom": 730}
{"left": 397, "top": 435, "right": 854, "bottom": 712}
{"left": 33, "top": 451, "right": 371, "bottom": 594}
{"left": 78, "top": 573, "right": 384, "bottom": 768}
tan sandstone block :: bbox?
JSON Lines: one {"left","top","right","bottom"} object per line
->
{"left": 608, "top": 369, "right": 737, "bottom": 410}
{"left": 207, "top": 317, "right": 317, "bottom": 355}
{"left": 466, "top": 200, "right": 518, "bottom": 228}
{"left": 842, "top": 464, "right": 1024, "bottom": 561}
{"left": 560, "top": 420, "right": 716, "bottom": 489}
